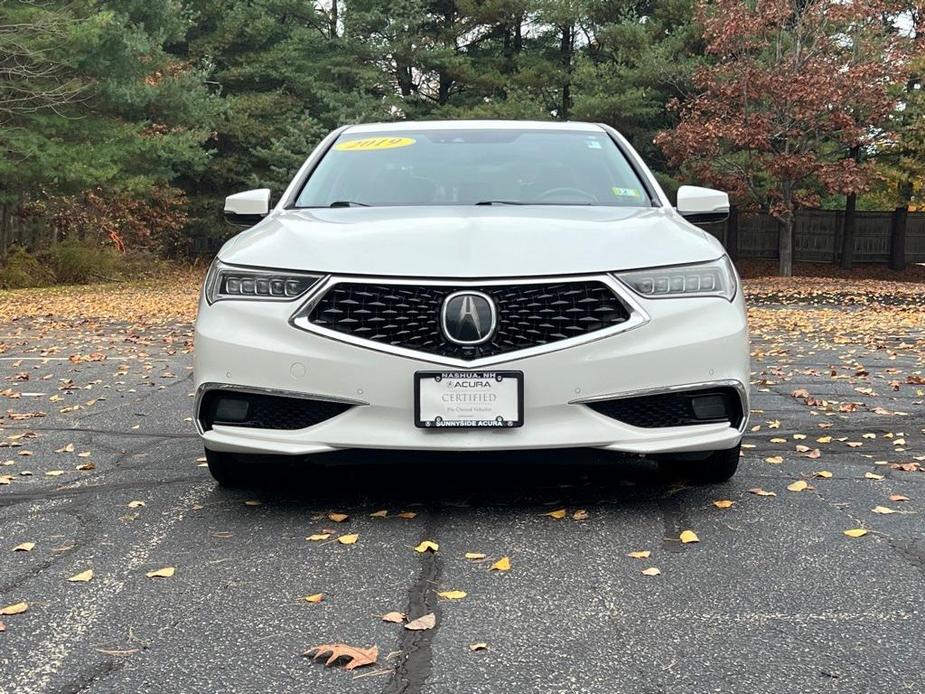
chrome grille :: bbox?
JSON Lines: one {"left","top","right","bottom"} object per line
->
{"left": 306, "top": 280, "right": 630, "bottom": 360}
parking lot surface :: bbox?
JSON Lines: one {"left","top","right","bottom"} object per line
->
{"left": 1, "top": 278, "right": 923, "bottom": 693}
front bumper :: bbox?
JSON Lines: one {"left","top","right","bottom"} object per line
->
{"left": 193, "top": 286, "right": 749, "bottom": 457}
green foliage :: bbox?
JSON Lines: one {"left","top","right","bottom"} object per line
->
{"left": 0, "top": 247, "right": 54, "bottom": 289}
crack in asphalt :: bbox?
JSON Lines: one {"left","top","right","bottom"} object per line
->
{"left": 384, "top": 515, "right": 444, "bottom": 694}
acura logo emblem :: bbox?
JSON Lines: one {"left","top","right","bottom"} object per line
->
{"left": 441, "top": 291, "right": 497, "bottom": 345}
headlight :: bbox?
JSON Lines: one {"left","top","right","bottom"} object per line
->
{"left": 204, "top": 260, "right": 322, "bottom": 304}
{"left": 616, "top": 256, "right": 737, "bottom": 301}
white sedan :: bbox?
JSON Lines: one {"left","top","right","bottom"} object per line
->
{"left": 194, "top": 120, "right": 749, "bottom": 485}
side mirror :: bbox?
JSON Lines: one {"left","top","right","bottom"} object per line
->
{"left": 677, "top": 185, "right": 729, "bottom": 224}
{"left": 224, "top": 189, "right": 271, "bottom": 226}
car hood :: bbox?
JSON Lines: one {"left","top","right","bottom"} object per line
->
{"left": 220, "top": 206, "right": 723, "bottom": 277}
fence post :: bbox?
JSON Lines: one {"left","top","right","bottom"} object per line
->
{"left": 890, "top": 206, "right": 908, "bottom": 271}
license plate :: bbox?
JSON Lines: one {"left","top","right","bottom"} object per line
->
{"left": 414, "top": 371, "right": 523, "bottom": 429}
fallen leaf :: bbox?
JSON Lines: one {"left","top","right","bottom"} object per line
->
{"left": 55, "top": 443, "right": 75, "bottom": 453}
{"left": 872, "top": 506, "right": 897, "bottom": 515}
{"left": 770, "top": 437, "right": 787, "bottom": 444}
{"left": 45, "top": 470, "right": 64, "bottom": 477}
{"left": 748, "top": 488, "right": 777, "bottom": 497}
{"left": 813, "top": 471, "right": 833, "bottom": 479}
{"left": 437, "top": 590, "right": 467, "bottom": 600}
{"left": 641, "top": 567, "right": 661, "bottom": 576}
{"left": 68, "top": 569, "right": 93, "bottom": 583}
{"left": 0, "top": 621, "right": 4, "bottom": 632}
{"left": 787, "top": 480, "right": 810, "bottom": 492}
{"left": 627, "top": 550, "right": 651, "bottom": 559}
{"left": 146, "top": 567, "right": 175, "bottom": 578}
{"left": 469, "top": 642, "right": 488, "bottom": 652}
{"left": 464, "top": 552, "right": 486, "bottom": 560}
{"left": 0, "top": 602, "right": 28, "bottom": 616}
{"left": 337, "top": 533, "right": 359, "bottom": 545}
{"left": 303, "top": 593, "right": 324, "bottom": 603}
{"left": 404, "top": 613, "right": 436, "bottom": 630}
{"left": 381, "top": 611, "right": 405, "bottom": 623}
{"left": 490, "top": 556, "right": 511, "bottom": 571}
{"left": 804, "top": 448, "right": 822, "bottom": 459}
{"left": 888, "top": 494, "right": 910, "bottom": 502}
{"left": 712, "top": 500, "right": 734, "bottom": 509}
{"left": 328, "top": 512, "right": 349, "bottom": 523}
{"left": 76, "top": 463, "right": 95, "bottom": 471}
{"left": 306, "top": 643, "right": 378, "bottom": 671}
{"left": 572, "top": 509, "right": 589, "bottom": 521}
{"left": 865, "top": 472, "right": 885, "bottom": 481}
{"left": 244, "top": 500, "right": 262, "bottom": 507}
{"left": 843, "top": 528, "right": 868, "bottom": 538}
{"left": 847, "top": 442, "right": 863, "bottom": 448}
{"left": 397, "top": 511, "right": 417, "bottom": 520}
{"left": 679, "top": 530, "right": 699, "bottom": 544}
{"left": 764, "top": 456, "right": 784, "bottom": 465}
{"left": 13, "top": 542, "right": 35, "bottom": 552}
{"left": 369, "top": 510, "right": 388, "bottom": 518}
{"left": 414, "top": 540, "right": 438, "bottom": 553}
{"left": 817, "top": 436, "right": 832, "bottom": 443}
{"left": 127, "top": 501, "right": 145, "bottom": 509}
{"left": 307, "top": 533, "right": 331, "bottom": 541}
{"left": 544, "top": 508, "right": 567, "bottom": 519}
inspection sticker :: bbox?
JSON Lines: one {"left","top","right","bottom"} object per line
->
{"left": 334, "top": 136, "right": 416, "bottom": 152}
{"left": 611, "top": 186, "right": 642, "bottom": 198}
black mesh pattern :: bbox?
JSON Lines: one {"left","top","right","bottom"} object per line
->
{"left": 585, "top": 388, "right": 743, "bottom": 429}
{"left": 199, "top": 390, "right": 353, "bottom": 431}
{"left": 307, "top": 281, "right": 630, "bottom": 360}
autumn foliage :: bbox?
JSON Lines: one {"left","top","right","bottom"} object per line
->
{"left": 657, "top": 0, "right": 921, "bottom": 276}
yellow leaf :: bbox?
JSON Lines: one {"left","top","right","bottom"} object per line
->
{"left": 381, "top": 611, "right": 406, "bottom": 623}
{"left": 127, "top": 500, "right": 145, "bottom": 508}
{"left": 490, "top": 556, "right": 511, "bottom": 572}
{"left": 679, "top": 530, "right": 699, "bottom": 544}
{"left": 45, "top": 470, "right": 65, "bottom": 477}
{"left": 369, "top": 510, "right": 388, "bottom": 518}
{"left": 817, "top": 436, "right": 832, "bottom": 443}
{"left": 13, "top": 542, "right": 35, "bottom": 552}
{"left": 337, "top": 533, "right": 359, "bottom": 545}
{"left": 68, "top": 569, "right": 93, "bottom": 583}
{"left": 865, "top": 472, "right": 885, "bottom": 481}
{"left": 572, "top": 509, "right": 589, "bottom": 521}
{"left": 0, "top": 602, "right": 28, "bottom": 616}
{"left": 764, "top": 456, "right": 784, "bottom": 465}
{"left": 464, "top": 552, "right": 486, "bottom": 560}
{"left": 641, "top": 567, "right": 661, "bottom": 576}
{"left": 862, "top": 433, "right": 876, "bottom": 439}
{"left": 712, "top": 500, "right": 734, "bottom": 509}
{"left": 813, "top": 471, "right": 833, "bottom": 479}
{"left": 307, "top": 533, "right": 331, "bottom": 541}
{"left": 78, "top": 451, "right": 92, "bottom": 458}
{"left": 244, "top": 500, "right": 262, "bottom": 506}
{"left": 793, "top": 433, "right": 807, "bottom": 440}
{"left": 748, "top": 488, "right": 777, "bottom": 497}
{"left": 872, "top": 506, "right": 897, "bottom": 514}
{"left": 787, "top": 480, "right": 810, "bottom": 492}
{"left": 769, "top": 437, "right": 787, "bottom": 444}
{"left": 469, "top": 643, "right": 489, "bottom": 652}
{"left": 843, "top": 528, "right": 868, "bottom": 538}
{"left": 397, "top": 512, "right": 417, "bottom": 520}
{"left": 146, "top": 567, "right": 175, "bottom": 578}
{"left": 627, "top": 550, "right": 651, "bottom": 559}
{"left": 328, "top": 512, "right": 349, "bottom": 523}
{"left": 303, "top": 593, "right": 324, "bottom": 603}
{"left": 768, "top": 420, "right": 781, "bottom": 429}
{"left": 414, "top": 540, "right": 438, "bottom": 553}
{"left": 437, "top": 590, "right": 467, "bottom": 600}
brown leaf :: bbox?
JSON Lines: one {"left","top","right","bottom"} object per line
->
{"left": 572, "top": 509, "right": 589, "bottom": 521}
{"left": 748, "top": 488, "right": 777, "bottom": 497}
{"left": 404, "top": 613, "right": 436, "bottom": 630}
{"left": 328, "top": 512, "right": 349, "bottom": 523}
{"left": 303, "top": 593, "right": 324, "bottom": 603}
{"left": 888, "top": 494, "right": 910, "bottom": 502}
{"left": 469, "top": 642, "right": 489, "bottom": 652}
{"left": 13, "top": 542, "right": 35, "bottom": 552}
{"left": 381, "top": 611, "right": 406, "bottom": 623}
{"left": 306, "top": 643, "right": 379, "bottom": 671}
{"left": 544, "top": 508, "right": 567, "bottom": 519}
{"left": 712, "top": 499, "right": 734, "bottom": 509}
{"left": 397, "top": 511, "right": 417, "bottom": 520}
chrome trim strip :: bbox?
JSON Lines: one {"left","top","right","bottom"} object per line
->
{"left": 570, "top": 379, "right": 751, "bottom": 434}
{"left": 288, "top": 273, "right": 650, "bottom": 369}
{"left": 194, "top": 382, "right": 369, "bottom": 435}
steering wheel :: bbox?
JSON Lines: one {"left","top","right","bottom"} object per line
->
{"left": 534, "top": 187, "right": 597, "bottom": 203}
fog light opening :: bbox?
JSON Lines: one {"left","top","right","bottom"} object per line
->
{"left": 690, "top": 394, "right": 729, "bottom": 422}
{"left": 213, "top": 397, "right": 250, "bottom": 423}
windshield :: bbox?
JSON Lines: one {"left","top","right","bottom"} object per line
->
{"left": 295, "top": 128, "right": 653, "bottom": 208}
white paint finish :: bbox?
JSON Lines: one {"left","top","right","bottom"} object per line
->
{"left": 223, "top": 188, "right": 270, "bottom": 216}
{"left": 676, "top": 185, "right": 730, "bottom": 216}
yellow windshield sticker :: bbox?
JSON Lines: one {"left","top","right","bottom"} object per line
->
{"left": 334, "top": 136, "right": 416, "bottom": 152}
{"left": 612, "top": 187, "right": 641, "bottom": 198}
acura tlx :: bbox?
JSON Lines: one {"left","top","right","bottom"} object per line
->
{"left": 194, "top": 120, "right": 749, "bottom": 486}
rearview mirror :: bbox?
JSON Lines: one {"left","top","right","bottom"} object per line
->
{"left": 224, "top": 189, "right": 271, "bottom": 226}
{"left": 677, "top": 186, "right": 729, "bottom": 224}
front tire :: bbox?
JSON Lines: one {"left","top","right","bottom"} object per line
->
{"left": 205, "top": 448, "right": 250, "bottom": 488}
{"left": 660, "top": 443, "right": 741, "bottom": 483}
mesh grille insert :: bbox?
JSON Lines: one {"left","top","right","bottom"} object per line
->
{"left": 199, "top": 390, "right": 353, "bottom": 431}
{"left": 585, "top": 388, "right": 743, "bottom": 429}
{"left": 307, "top": 280, "right": 630, "bottom": 360}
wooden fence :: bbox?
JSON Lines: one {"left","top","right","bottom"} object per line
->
{"left": 700, "top": 209, "right": 925, "bottom": 263}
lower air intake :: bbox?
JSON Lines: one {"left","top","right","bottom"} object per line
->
{"left": 585, "top": 388, "right": 743, "bottom": 429}
{"left": 199, "top": 390, "right": 353, "bottom": 431}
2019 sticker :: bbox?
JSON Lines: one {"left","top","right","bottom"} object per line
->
{"left": 611, "top": 186, "right": 641, "bottom": 198}
{"left": 334, "top": 137, "right": 416, "bottom": 152}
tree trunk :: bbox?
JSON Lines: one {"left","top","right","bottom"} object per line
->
{"left": 725, "top": 205, "right": 739, "bottom": 261}
{"left": 329, "top": 0, "right": 338, "bottom": 38}
{"left": 778, "top": 216, "right": 793, "bottom": 277}
{"left": 0, "top": 203, "right": 10, "bottom": 257}
{"left": 889, "top": 205, "right": 908, "bottom": 271}
{"left": 558, "top": 23, "right": 572, "bottom": 120}
{"left": 840, "top": 191, "right": 857, "bottom": 269}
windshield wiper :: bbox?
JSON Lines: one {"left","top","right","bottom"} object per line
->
{"left": 474, "top": 200, "right": 525, "bottom": 206}
{"left": 328, "top": 200, "right": 371, "bottom": 208}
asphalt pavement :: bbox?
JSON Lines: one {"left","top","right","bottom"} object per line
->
{"left": 0, "top": 295, "right": 923, "bottom": 694}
